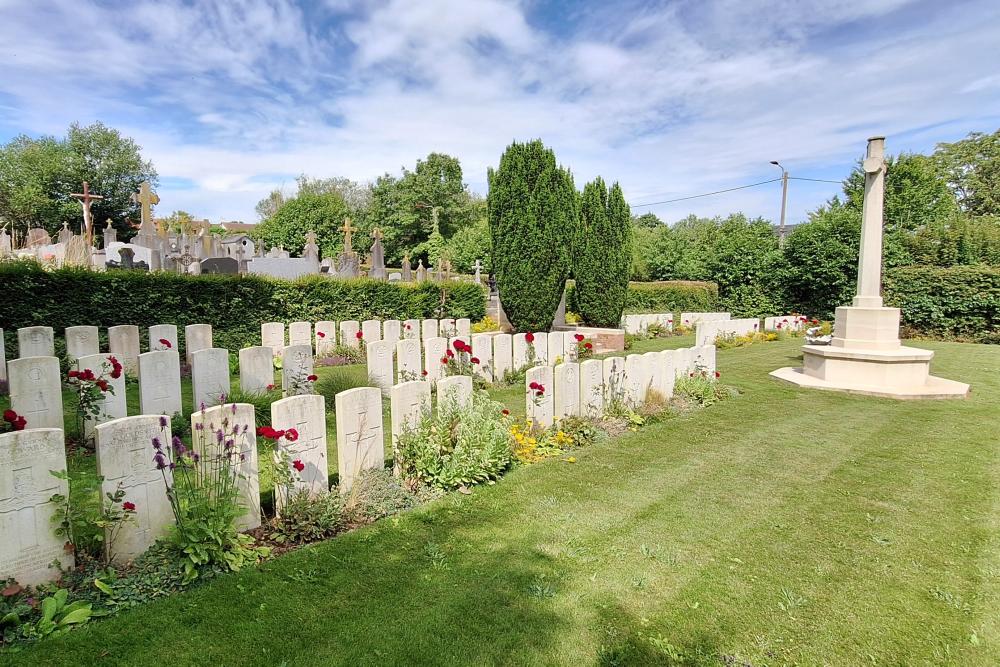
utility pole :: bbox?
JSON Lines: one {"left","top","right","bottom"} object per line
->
{"left": 770, "top": 161, "right": 788, "bottom": 246}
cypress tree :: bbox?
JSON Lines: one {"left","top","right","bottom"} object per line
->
{"left": 575, "top": 178, "right": 633, "bottom": 327}
{"left": 487, "top": 140, "right": 577, "bottom": 331}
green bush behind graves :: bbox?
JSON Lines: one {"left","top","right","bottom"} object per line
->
{"left": 573, "top": 177, "right": 633, "bottom": 327}
{"left": 0, "top": 262, "right": 486, "bottom": 354}
{"left": 884, "top": 265, "right": 1000, "bottom": 343}
{"left": 568, "top": 280, "right": 720, "bottom": 318}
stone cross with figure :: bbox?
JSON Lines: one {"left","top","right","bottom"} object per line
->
{"left": 341, "top": 218, "right": 357, "bottom": 254}
{"left": 473, "top": 259, "right": 483, "bottom": 284}
{"left": 130, "top": 181, "right": 160, "bottom": 237}
{"left": 70, "top": 181, "right": 103, "bottom": 247}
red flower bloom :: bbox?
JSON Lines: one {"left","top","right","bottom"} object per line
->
{"left": 690, "top": 372, "right": 695, "bottom": 377}
{"left": 421, "top": 370, "right": 428, "bottom": 376}
{"left": 122, "top": 501, "right": 136, "bottom": 511}
{"left": 159, "top": 338, "right": 172, "bottom": 349}
{"left": 714, "top": 371, "right": 721, "bottom": 378}
{"left": 453, "top": 340, "right": 467, "bottom": 351}
{"left": 266, "top": 383, "right": 275, "bottom": 391}
{"left": 441, "top": 357, "right": 448, "bottom": 364}
{"left": 536, "top": 384, "right": 545, "bottom": 393}
{"left": 3, "top": 409, "right": 16, "bottom": 422}
{"left": 355, "top": 331, "right": 364, "bottom": 339}
{"left": 67, "top": 370, "right": 79, "bottom": 379}
{"left": 110, "top": 367, "right": 122, "bottom": 380}
{"left": 811, "top": 318, "right": 819, "bottom": 325}
{"left": 274, "top": 429, "right": 286, "bottom": 439}
{"left": 307, "top": 374, "right": 318, "bottom": 382}
{"left": 446, "top": 349, "right": 454, "bottom": 358}
{"left": 82, "top": 368, "right": 95, "bottom": 381}
{"left": 470, "top": 357, "right": 480, "bottom": 364}
{"left": 405, "top": 324, "right": 411, "bottom": 330}
{"left": 584, "top": 342, "right": 593, "bottom": 350}
{"left": 525, "top": 332, "right": 535, "bottom": 343}
{"left": 501, "top": 409, "right": 510, "bottom": 416}
{"left": 776, "top": 323, "right": 783, "bottom": 329}
{"left": 574, "top": 333, "right": 584, "bottom": 342}
{"left": 96, "top": 379, "right": 109, "bottom": 392}
{"left": 317, "top": 331, "right": 326, "bottom": 338}
{"left": 292, "top": 459, "right": 305, "bottom": 472}
{"left": 529, "top": 381, "right": 539, "bottom": 390}
{"left": 284, "top": 428, "right": 299, "bottom": 442}
{"left": 256, "top": 426, "right": 283, "bottom": 440}
{"left": 14, "top": 416, "right": 27, "bottom": 431}
{"left": 535, "top": 390, "right": 544, "bottom": 398}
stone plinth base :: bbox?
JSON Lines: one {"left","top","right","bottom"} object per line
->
{"left": 770, "top": 364, "right": 970, "bottom": 400}
{"left": 553, "top": 325, "right": 625, "bottom": 354}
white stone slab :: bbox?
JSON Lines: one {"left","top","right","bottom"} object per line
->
{"left": 525, "top": 366, "right": 553, "bottom": 429}
{"left": 238, "top": 346, "right": 274, "bottom": 395}
{"left": 139, "top": 350, "right": 182, "bottom": 415}
{"left": 261, "top": 322, "right": 285, "bottom": 357}
{"left": 77, "top": 353, "right": 127, "bottom": 438}
{"left": 764, "top": 315, "right": 805, "bottom": 331}
{"left": 366, "top": 340, "right": 394, "bottom": 393}
{"left": 0, "top": 428, "right": 73, "bottom": 585}
{"left": 602, "top": 356, "right": 626, "bottom": 407}
{"left": 395, "top": 338, "right": 423, "bottom": 382}
{"left": 149, "top": 324, "right": 178, "bottom": 352}
{"left": 288, "top": 321, "right": 312, "bottom": 349}
{"left": 403, "top": 319, "right": 420, "bottom": 340}
{"left": 282, "top": 344, "right": 315, "bottom": 396}
{"left": 674, "top": 348, "right": 692, "bottom": 378}
{"left": 424, "top": 337, "right": 447, "bottom": 384}
{"left": 624, "top": 354, "right": 647, "bottom": 407}
{"left": 695, "top": 318, "right": 759, "bottom": 347}
{"left": 95, "top": 415, "right": 173, "bottom": 561}
{"left": 439, "top": 318, "right": 456, "bottom": 337}
{"left": 382, "top": 320, "right": 402, "bottom": 347}
{"left": 680, "top": 312, "right": 731, "bottom": 327}
{"left": 0, "top": 329, "right": 6, "bottom": 387}
{"left": 563, "top": 332, "right": 581, "bottom": 362}
{"left": 531, "top": 332, "right": 548, "bottom": 365}
{"left": 191, "top": 403, "right": 261, "bottom": 530}
{"left": 184, "top": 324, "right": 213, "bottom": 365}
{"left": 512, "top": 333, "right": 530, "bottom": 370}
{"left": 658, "top": 350, "right": 676, "bottom": 399}
{"left": 642, "top": 351, "right": 665, "bottom": 400}
{"left": 272, "top": 394, "right": 329, "bottom": 506}
{"left": 315, "top": 320, "right": 336, "bottom": 356}
{"left": 340, "top": 320, "right": 361, "bottom": 349}
{"left": 437, "top": 375, "right": 473, "bottom": 411}
{"left": 247, "top": 257, "right": 314, "bottom": 280}
{"left": 471, "top": 334, "right": 493, "bottom": 382}
{"left": 390, "top": 380, "right": 431, "bottom": 464}
{"left": 456, "top": 318, "right": 471, "bottom": 337}
{"left": 580, "top": 359, "right": 604, "bottom": 417}
{"left": 548, "top": 331, "right": 565, "bottom": 365}
{"left": 361, "top": 319, "right": 381, "bottom": 344}
{"left": 65, "top": 326, "right": 99, "bottom": 360}
{"left": 421, "top": 319, "right": 439, "bottom": 340}
{"left": 8, "top": 356, "right": 63, "bottom": 430}
{"left": 108, "top": 325, "right": 140, "bottom": 374}
{"left": 335, "top": 388, "right": 384, "bottom": 492}
{"left": 17, "top": 326, "right": 54, "bottom": 358}
{"left": 493, "top": 333, "right": 513, "bottom": 382}
{"left": 693, "top": 345, "right": 717, "bottom": 376}
{"left": 191, "top": 348, "right": 231, "bottom": 409}
{"left": 554, "top": 362, "right": 580, "bottom": 420}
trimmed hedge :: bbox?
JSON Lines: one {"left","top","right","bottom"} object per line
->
{"left": 884, "top": 265, "right": 1000, "bottom": 343}
{"left": 567, "top": 280, "right": 720, "bottom": 317}
{"left": 0, "top": 263, "right": 486, "bottom": 354}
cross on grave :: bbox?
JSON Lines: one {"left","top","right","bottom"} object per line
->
{"left": 151, "top": 361, "right": 170, "bottom": 401}
{"left": 341, "top": 218, "right": 357, "bottom": 254}
{"left": 344, "top": 406, "right": 379, "bottom": 462}
{"left": 70, "top": 181, "right": 104, "bottom": 246}
{"left": 473, "top": 259, "right": 483, "bottom": 284}
{"left": 130, "top": 181, "right": 160, "bottom": 236}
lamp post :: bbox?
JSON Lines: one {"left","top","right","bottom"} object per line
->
{"left": 770, "top": 160, "right": 788, "bottom": 246}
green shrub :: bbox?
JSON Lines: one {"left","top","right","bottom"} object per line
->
{"left": 574, "top": 178, "right": 632, "bottom": 327}
{"left": 341, "top": 467, "right": 420, "bottom": 523}
{"left": 396, "top": 391, "right": 513, "bottom": 489}
{"left": 568, "top": 280, "right": 719, "bottom": 316}
{"left": 488, "top": 139, "right": 578, "bottom": 331}
{"left": 884, "top": 265, "right": 1000, "bottom": 342}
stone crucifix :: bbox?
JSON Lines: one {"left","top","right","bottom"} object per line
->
{"left": 341, "top": 217, "right": 357, "bottom": 254}
{"left": 70, "top": 181, "right": 103, "bottom": 247}
{"left": 130, "top": 181, "right": 160, "bottom": 237}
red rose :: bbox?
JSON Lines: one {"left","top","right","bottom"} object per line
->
{"left": 536, "top": 384, "right": 545, "bottom": 393}
{"left": 529, "top": 381, "right": 539, "bottom": 390}
{"left": 689, "top": 372, "right": 695, "bottom": 377}
{"left": 67, "top": 370, "right": 79, "bottom": 379}
{"left": 122, "top": 501, "right": 136, "bottom": 511}
{"left": 574, "top": 333, "right": 584, "bottom": 342}
{"left": 274, "top": 429, "right": 286, "bottom": 439}
{"left": 159, "top": 338, "right": 172, "bottom": 348}
{"left": 584, "top": 342, "right": 593, "bottom": 350}
{"left": 307, "top": 374, "right": 318, "bottom": 382}
{"left": 284, "top": 428, "right": 299, "bottom": 442}
{"left": 453, "top": 340, "right": 463, "bottom": 351}
{"left": 714, "top": 371, "right": 721, "bottom": 378}
{"left": 501, "top": 409, "right": 510, "bottom": 416}
{"left": 266, "top": 384, "right": 275, "bottom": 391}
{"left": 96, "top": 379, "right": 109, "bottom": 392}
{"left": 110, "top": 367, "right": 122, "bottom": 379}
{"left": 525, "top": 332, "right": 534, "bottom": 343}
{"left": 811, "top": 318, "right": 819, "bottom": 325}
{"left": 82, "top": 369, "right": 95, "bottom": 381}
{"left": 777, "top": 323, "right": 783, "bottom": 329}
{"left": 14, "top": 416, "right": 27, "bottom": 430}
{"left": 535, "top": 390, "right": 544, "bottom": 398}
{"left": 421, "top": 370, "right": 428, "bottom": 376}
{"left": 446, "top": 349, "right": 454, "bottom": 358}
{"left": 3, "top": 409, "right": 17, "bottom": 422}
{"left": 317, "top": 331, "right": 326, "bottom": 338}
{"left": 405, "top": 324, "right": 411, "bottom": 330}
{"left": 292, "top": 459, "right": 305, "bottom": 472}
{"left": 441, "top": 357, "right": 448, "bottom": 364}
{"left": 355, "top": 331, "right": 364, "bottom": 339}
{"left": 470, "top": 357, "right": 480, "bottom": 364}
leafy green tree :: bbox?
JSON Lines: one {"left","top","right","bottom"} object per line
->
{"left": 442, "top": 214, "right": 491, "bottom": 273}
{"left": 632, "top": 212, "right": 663, "bottom": 228}
{"left": 706, "top": 214, "right": 787, "bottom": 317}
{"left": 488, "top": 140, "right": 578, "bottom": 331}
{"left": 933, "top": 129, "right": 1000, "bottom": 217}
{"left": 782, "top": 202, "right": 861, "bottom": 318}
{"left": 0, "top": 122, "right": 156, "bottom": 240}
{"left": 575, "top": 178, "right": 632, "bottom": 326}
{"left": 251, "top": 192, "right": 350, "bottom": 257}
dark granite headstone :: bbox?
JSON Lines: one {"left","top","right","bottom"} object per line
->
{"left": 201, "top": 257, "right": 239, "bottom": 275}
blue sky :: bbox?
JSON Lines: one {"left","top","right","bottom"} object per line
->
{"left": 1, "top": 0, "right": 998, "bottom": 224}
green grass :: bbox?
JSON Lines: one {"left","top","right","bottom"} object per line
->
{"left": 3, "top": 337, "right": 999, "bottom": 666}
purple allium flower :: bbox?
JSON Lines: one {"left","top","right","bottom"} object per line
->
{"left": 154, "top": 452, "right": 167, "bottom": 470}
{"left": 225, "top": 438, "right": 234, "bottom": 450}
{"left": 159, "top": 415, "right": 168, "bottom": 428}
{"left": 152, "top": 436, "right": 162, "bottom": 451}
{"left": 230, "top": 403, "right": 237, "bottom": 415}
{"left": 169, "top": 462, "right": 176, "bottom": 471}
{"left": 216, "top": 429, "right": 224, "bottom": 444}
{"left": 192, "top": 452, "right": 201, "bottom": 464}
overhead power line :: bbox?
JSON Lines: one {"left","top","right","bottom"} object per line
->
{"left": 789, "top": 176, "right": 843, "bottom": 184}
{"left": 629, "top": 178, "right": 781, "bottom": 208}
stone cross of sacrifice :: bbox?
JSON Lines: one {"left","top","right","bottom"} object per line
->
{"left": 70, "top": 181, "right": 103, "bottom": 247}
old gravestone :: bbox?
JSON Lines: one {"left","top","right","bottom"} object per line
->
{"left": 138, "top": 349, "right": 183, "bottom": 416}
{"left": 261, "top": 322, "right": 285, "bottom": 358}
{"left": 239, "top": 346, "right": 274, "bottom": 394}
{"left": 554, "top": 362, "right": 581, "bottom": 419}
{"left": 403, "top": 319, "right": 420, "bottom": 340}
{"left": 525, "top": 366, "right": 554, "bottom": 429}
{"left": 366, "top": 340, "right": 394, "bottom": 394}
{"left": 602, "top": 357, "right": 626, "bottom": 406}
{"left": 77, "top": 353, "right": 127, "bottom": 438}
{"left": 0, "top": 428, "right": 74, "bottom": 585}
{"left": 17, "top": 326, "right": 54, "bottom": 358}
{"left": 190, "top": 403, "right": 261, "bottom": 530}
{"left": 437, "top": 375, "right": 472, "bottom": 410}
{"left": 149, "top": 324, "right": 178, "bottom": 352}
{"left": 315, "top": 321, "right": 336, "bottom": 356}
{"left": 191, "top": 348, "right": 231, "bottom": 408}
{"left": 456, "top": 318, "right": 472, "bottom": 337}
{"left": 282, "top": 344, "right": 314, "bottom": 397}
{"left": 108, "top": 325, "right": 140, "bottom": 374}
{"left": 200, "top": 257, "right": 239, "bottom": 275}
{"left": 493, "top": 333, "right": 513, "bottom": 382}
{"left": 340, "top": 320, "right": 361, "bottom": 349}
{"left": 548, "top": 332, "right": 565, "bottom": 364}
{"left": 272, "top": 394, "right": 329, "bottom": 507}
{"left": 382, "top": 320, "right": 402, "bottom": 347}
{"left": 471, "top": 334, "right": 493, "bottom": 383}
{"left": 395, "top": 338, "right": 422, "bottom": 382}
{"left": 439, "top": 318, "right": 456, "bottom": 337}
{"left": 95, "top": 416, "right": 173, "bottom": 562}
{"left": 8, "top": 357, "right": 63, "bottom": 430}
{"left": 335, "top": 387, "right": 384, "bottom": 492}
{"left": 624, "top": 354, "right": 647, "bottom": 407}
{"left": 390, "top": 380, "right": 431, "bottom": 472}
{"left": 288, "top": 322, "right": 312, "bottom": 348}
{"left": 658, "top": 350, "right": 676, "bottom": 399}
{"left": 644, "top": 351, "right": 666, "bottom": 398}
{"left": 531, "top": 332, "right": 549, "bottom": 365}
{"left": 361, "top": 319, "right": 381, "bottom": 344}
{"left": 420, "top": 319, "right": 438, "bottom": 340}
{"left": 563, "top": 332, "right": 580, "bottom": 362}
{"left": 184, "top": 324, "right": 213, "bottom": 365}
{"left": 580, "top": 359, "right": 604, "bottom": 417}
{"left": 512, "top": 333, "right": 530, "bottom": 370}
{"left": 423, "top": 337, "right": 447, "bottom": 384}
{"left": 65, "top": 326, "right": 100, "bottom": 360}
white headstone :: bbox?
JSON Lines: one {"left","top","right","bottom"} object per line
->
{"left": 382, "top": 320, "right": 402, "bottom": 346}
{"left": 8, "top": 356, "right": 63, "bottom": 430}
{"left": 390, "top": 380, "right": 431, "bottom": 468}
{"left": 288, "top": 321, "right": 312, "bottom": 348}
{"left": 315, "top": 320, "right": 336, "bottom": 356}
{"left": 191, "top": 403, "right": 261, "bottom": 530}
{"left": 366, "top": 340, "right": 394, "bottom": 393}
{"left": 65, "top": 326, "right": 99, "bottom": 360}
{"left": 395, "top": 338, "right": 423, "bottom": 382}
{"left": 95, "top": 415, "right": 173, "bottom": 562}
{"left": 439, "top": 318, "right": 456, "bottom": 337}
{"left": 0, "top": 329, "right": 6, "bottom": 389}
{"left": 149, "top": 324, "right": 178, "bottom": 352}
{"left": 674, "top": 348, "right": 692, "bottom": 378}
{"left": 643, "top": 351, "right": 665, "bottom": 399}
{"left": 658, "top": 350, "right": 676, "bottom": 399}
{"left": 531, "top": 332, "right": 549, "bottom": 365}
{"left": 456, "top": 318, "right": 471, "bottom": 337}
{"left": 282, "top": 344, "right": 315, "bottom": 396}
{"left": 437, "top": 375, "right": 472, "bottom": 410}
{"left": 471, "top": 334, "right": 493, "bottom": 382}
{"left": 580, "top": 359, "right": 604, "bottom": 417}
{"left": 18, "top": 326, "right": 54, "bottom": 358}
{"left": 563, "top": 332, "right": 580, "bottom": 362}
{"left": 77, "top": 353, "right": 127, "bottom": 437}
{"left": 0, "top": 428, "right": 74, "bottom": 585}
{"left": 139, "top": 349, "right": 183, "bottom": 415}
{"left": 361, "top": 319, "right": 381, "bottom": 343}
{"left": 624, "top": 354, "right": 647, "bottom": 407}
{"left": 191, "top": 348, "right": 231, "bottom": 409}
{"left": 694, "top": 345, "right": 717, "bottom": 376}
{"left": 340, "top": 320, "right": 361, "bottom": 349}
{"left": 403, "top": 319, "right": 420, "bottom": 340}
{"left": 512, "top": 333, "right": 530, "bottom": 370}
{"left": 239, "top": 346, "right": 274, "bottom": 394}
{"left": 525, "top": 366, "right": 554, "bottom": 429}
{"left": 547, "top": 333, "right": 565, "bottom": 365}
{"left": 424, "top": 337, "right": 447, "bottom": 384}
{"left": 602, "top": 356, "right": 626, "bottom": 407}
{"left": 272, "top": 394, "right": 329, "bottom": 506}
{"left": 421, "top": 318, "right": 439, "bottom": 340}
{"left": 184, "top": 324, "right": 213, "bottom": 365}
{"left": 261, "top": 322, "right": 285, "bottom": 357}
{"left": 493, "top": 333, "right": 513, "bottom": 382}
{"left": 108, "top": 325, "right": 140, "bottom": 374}
{"left": 335, "top": 387, "right": 384, "bottom": 492}
{"left": 554, "top": 362, "right": 580, "bottom": 420}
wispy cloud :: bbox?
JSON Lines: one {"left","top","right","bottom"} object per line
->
{"left": 1, "top": 0, "right": 998, "bottom": 224}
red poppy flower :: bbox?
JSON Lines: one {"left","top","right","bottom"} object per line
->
{"left": 501, "top": 409, "right": 510, "bottom": 416}
{"left": 292, "top": 459, "right": 305, "bottom": 472}
{"left": 714, "top": 371, "right": 721, "bottom": 378}
{"left": 525, "top": 332, "right": 534, "bottom": 343}
{"left": 574, "top": 333, "right": 584, "bottom": 342}
{"left": 421, "top": 370, "right": 428, "bottom": 376}
{"left": 266, "top": 383, "right": 275, "bottom": 391}
{"left": 82, "top": 368, "right": 95, "bottom": 381}
{"left": 470, "top": 357, "right": 480, "bottom": 364}
{"left": 529, "top": 381, "right": 539, "bottom": 390}
{"left": 159, "top": 338, "right": 172, "bottom": 348}
{"left": 307, "top": 374, "right": 318, "bottom": 382}
{"left": 122, "top": 501, "right": 136, "bottom": 511}
{"left": 584, "top": 342, "right": 593, "bottom": 350}
{"left": 317, "top": 331, "right": 326, "bottom": 338}
{"left": 274, "top": 429, "right": 286, "bottom": 439}
{"left": 536, "top": 384, "right": 545, "bottom": 392}
{"left": 256, "top": 426, "right": 280, "bottom": 440}
{"left": 284, "top": 428, "right": 299, "bottom": 442}
{"left": 453, "top": 340, "right": 464, "bottom": 351}
{"left": 3, "top": 409, "right": 17, "bottom": 422}
{"left": 776, "top": 323, "right": 783, "bottom": 329}
{"left": 355, "top": 331, "right": 364, "bottom": 339}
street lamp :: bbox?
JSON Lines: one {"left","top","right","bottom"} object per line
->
{"left": 770, "top": 161, "right": 789, "bottom": 246}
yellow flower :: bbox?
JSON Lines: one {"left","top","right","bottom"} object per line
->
{"left": 565, "top": 456, "right": 576, "bottom": 463}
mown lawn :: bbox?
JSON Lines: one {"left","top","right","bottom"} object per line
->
{"left": 3, "top": 337, "right": 998, "bottom": 666}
